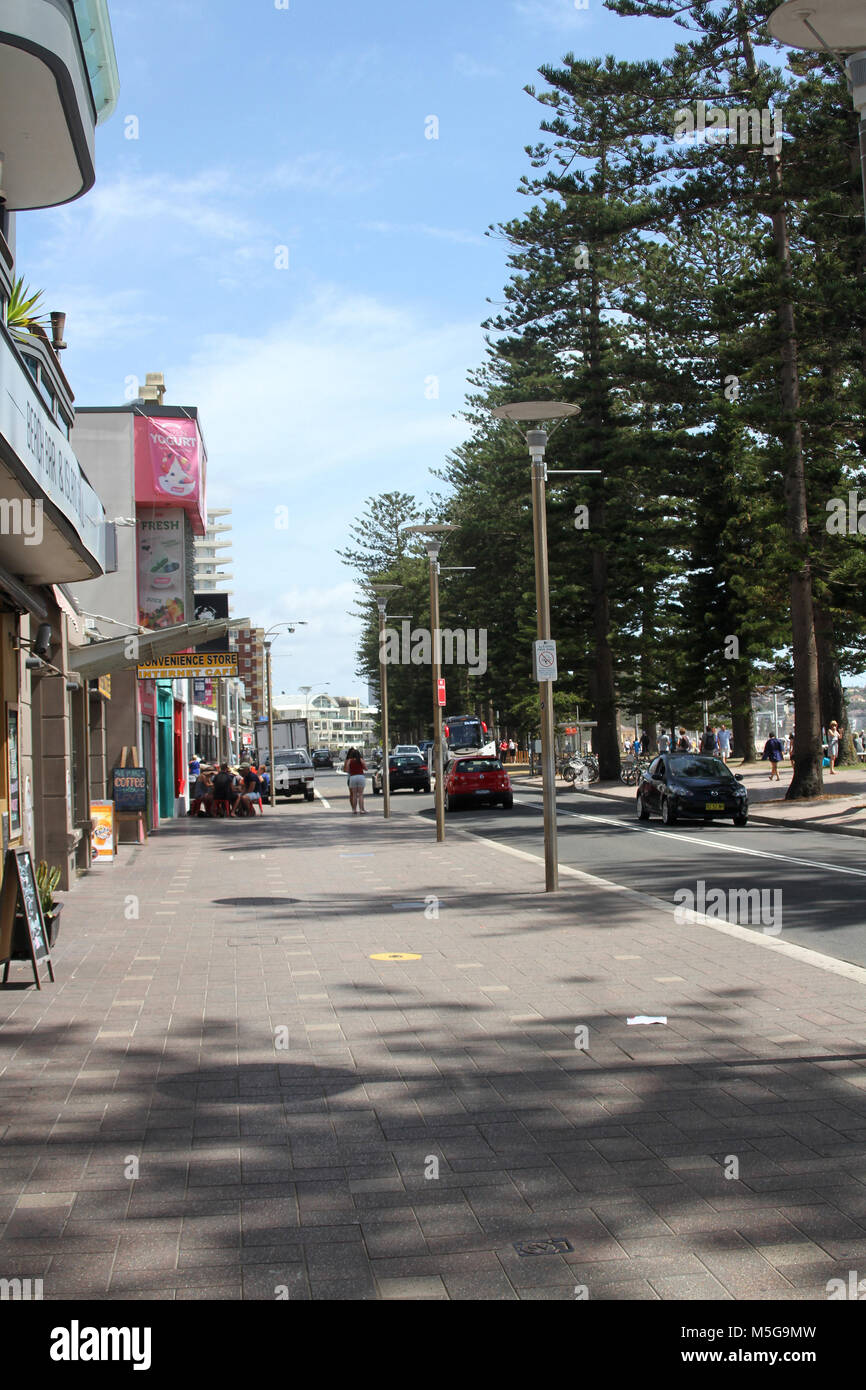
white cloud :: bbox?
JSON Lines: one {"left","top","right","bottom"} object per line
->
{"left": 362, "top": 220, "right": 486, "bottom": 246}
{"left": 512, "top": 0, "right": 593, "bottom": 30}
{"left": 454, "top": 52, "right": 502, "bottom": 79}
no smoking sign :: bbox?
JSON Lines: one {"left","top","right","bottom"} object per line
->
{"left": 533, "top": 640, "right": 558, "bottom": 682}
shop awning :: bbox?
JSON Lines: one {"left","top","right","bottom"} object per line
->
{"left": 68, "top": 617, "right": 248, "bottom": 681}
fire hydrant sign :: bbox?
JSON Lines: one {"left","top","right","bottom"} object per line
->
{"left": 534, "top": 640, "right": 558, "bottom": 682}
{"left": 437, "top": 678, "right": 446, "bottom": 706}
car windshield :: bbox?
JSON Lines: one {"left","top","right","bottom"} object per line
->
{"left": 668, "top": 755, "right": 733, "bottom": 780}
{"left": 455, "top": 759, "right": 501, "bottom": 773}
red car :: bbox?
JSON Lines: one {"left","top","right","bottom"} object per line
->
{"left": 444, "top": 755, "right": 513, "bottom": 811}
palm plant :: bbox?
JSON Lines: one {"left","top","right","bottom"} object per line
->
{"left": 5, "top": 276, "right": 48, "bottom": 337}
{"left": 35, "top": 861, "right": 61, "bottom": 916}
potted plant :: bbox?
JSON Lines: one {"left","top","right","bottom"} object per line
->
{"left": 35, "top": 862, "right": 62, "bottom": 946}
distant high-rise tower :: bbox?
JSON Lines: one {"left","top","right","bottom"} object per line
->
{"left": 194, "top": 508, "right": 233, "bottom": 596}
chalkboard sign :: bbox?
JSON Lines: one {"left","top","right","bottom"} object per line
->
{"left": 112, "top": 767, "right": 147, "bottom": 812}
{"left": 0, "top": 848, "right": 54, "bottom": 989}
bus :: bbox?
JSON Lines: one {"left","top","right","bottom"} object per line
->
{"left": 443, "top": 714, "right": 487, "bottom": 754}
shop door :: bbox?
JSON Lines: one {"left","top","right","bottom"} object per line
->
{"left": 141, "top": 719, "right": 154, "bottom": 831}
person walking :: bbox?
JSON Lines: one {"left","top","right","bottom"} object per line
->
{"left": 761, "top": 730, "right": 784, "bottom": 781}
{"left": 344, "top": 747, "right": 368, "bottom": 814}
{"left": 676, "top": 727, "right": 690, "bottom": 752}
{"left": 827, "top": 720, "right": 841, "bottom": 774}
{"left": 658, "top": 731, "right": 670, "bottom": 754}
{"left": 716, "top": 724, "right": 732, "bottom": 763}
{"left": 701, "top": 726, "right": 718, "bottom": 756}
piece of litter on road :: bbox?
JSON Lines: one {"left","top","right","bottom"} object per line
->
{"left": 627, "top": 1015, "right": 668, "bottom": 1025}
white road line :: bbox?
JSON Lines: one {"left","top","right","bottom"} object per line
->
{"left": 453, "top": 823, "right": 866, "bottom": 987}
{"left": 314, "top": 790, "right": 331, "bottom": 810}
{"left": 515, "top": 796, "right": 866, "bottom": 881}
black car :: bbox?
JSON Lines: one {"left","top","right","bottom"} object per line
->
{"left": 371, "top": 754, "right": 431, "bottom": 795}
{"left": 311, "top": 749, "right": 333, "bottom": 769}
{"left": 636, "top": 753, "right": 748, "bottom": 827}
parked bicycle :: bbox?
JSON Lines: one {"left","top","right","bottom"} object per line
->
{"left": 620, "top": 754, "right": 652, "bottom": 786}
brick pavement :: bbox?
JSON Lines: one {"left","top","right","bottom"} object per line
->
{"left": 3, "top": 793, "right": 866, "bottom": 1300}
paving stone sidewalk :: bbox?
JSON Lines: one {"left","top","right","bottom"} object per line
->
{"left": 2, "top": 798, "right": 866, "bottom": 1300}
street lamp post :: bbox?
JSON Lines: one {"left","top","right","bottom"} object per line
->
{"left": 403, "top": 527, "right": 457, "bottom": 843}
{"left": 491, "top": 402, "right": 581, "bottom": 892}
{"left": 264, "top": 621, "right": 308, "bottom": 808}
{"left": 366, "top": 585, "right": 400, "bottom": 820}
{"left": 768, "top": 0, "right": 866, "bottom": 231}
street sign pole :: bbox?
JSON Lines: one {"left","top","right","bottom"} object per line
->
{"left": 531, "top": 451, "right": 558, "bottom": 892}
{"left": 430, "top": 555, "right": 445, "bottom": 844}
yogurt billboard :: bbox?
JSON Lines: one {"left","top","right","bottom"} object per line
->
{"left": 133, "top": 415, "right": 206, "bottom": 535}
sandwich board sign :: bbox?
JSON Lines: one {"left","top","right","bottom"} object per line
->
{"left": 0, "top": 848, "right": 55, "bottom": 989}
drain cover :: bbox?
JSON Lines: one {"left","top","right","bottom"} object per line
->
{"left": 513, "top": 1237, "right": 573, "bottom": 1256}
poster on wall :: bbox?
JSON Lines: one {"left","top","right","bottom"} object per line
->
{"left": 6, "top": 706, "right": 20, "bottom": 838}
{"left": 137, "top": 509, "right": 186, "bottom": 630}
{"left": 133, "top": 416, "right": 206, "bottom": 534}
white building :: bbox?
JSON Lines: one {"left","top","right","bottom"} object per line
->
{"left": 272, "top": 692, "right": 376, "bottom": 752}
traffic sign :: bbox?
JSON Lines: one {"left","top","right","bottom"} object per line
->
{"left": 437, "top": 678, "right": 446, "bottom": 706}
{"left": 534, "top": 640, "right": 558, "bottom": 682}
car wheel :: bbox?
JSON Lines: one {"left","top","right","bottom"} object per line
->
{"left": 372, "top": 784, "right": 380, "bottom": 795}
{"left": 304, "top": 790, "right": 315, "bottom": 801}
{"left": 661, "top": 797, "right": 678, "bottom": 826}
{"left": 501, "top": 794, "right": 513, "bottom": 809}
{"left": 422, "top": 783, "right": 430, "bottom": 794}
{"left": 445, "top": 793, "right": 458, "bottom": 812}
{"left": 413, "top": 786, "right": 420, "bottom": 793}
{"left": 636, "top": 793, "right": 650, "bottom": 821}
{"left": 733, "top": 812, "right": 748, "bottom": 827}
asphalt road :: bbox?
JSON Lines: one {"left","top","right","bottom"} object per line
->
{"left": 312, "top": 768, "right": 866, "bottom": 971}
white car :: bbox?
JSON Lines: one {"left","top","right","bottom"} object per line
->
{"left": 393, "top": 745, "right": 423, "bottom": 757}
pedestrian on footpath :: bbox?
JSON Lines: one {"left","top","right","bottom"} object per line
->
{"left": 716, "top": 724, "right": 732, "bottom": 763}
{"left": 761, "top": 730, "right": 784, "bottom": 781}
{"left": 658, "top": 731, "right": 670, "bottom": 753}
{"left": 676, "top": 727, "right": 690, "bottom": 751}
{"left": 499, "top": 737, "right": 509, "bottom": 763}
{"left": 508, "top": 738, "right": 516, "bottom": 763}
{"left": 701, "top": 726, "right": 718, "bottom": 756}
{"left": 827, "top": 720, "right": 841, "bottom": 775}
{"left": 344, "top": 747, "right": 367, "bottom": 814}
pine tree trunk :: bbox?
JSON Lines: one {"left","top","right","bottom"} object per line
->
{"left": 729, "top": 666, "right": 757, "bottom": 762}
{"left": 590, "top": 532, "right": 621, "bottom": 779}
{"left": 737, "top": 8, "right": 822, "bottom": 800}
{"left": 815, "top": 603, "right": 857, "bottom": 765}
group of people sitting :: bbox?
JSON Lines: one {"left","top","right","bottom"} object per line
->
{"left": 188, "top": 760, "right": 269, "bottom": 818}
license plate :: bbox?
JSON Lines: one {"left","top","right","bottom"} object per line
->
{"left": 705, "top": 802, "right": 724, "bottom": 810}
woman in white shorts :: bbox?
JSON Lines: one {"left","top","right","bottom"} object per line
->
{"left": 343, "top": 748, "right": 368, "bottom": 814}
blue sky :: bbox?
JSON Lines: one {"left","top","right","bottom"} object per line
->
{"left": 18, "top": 0, "right": 680, "bottom": 696}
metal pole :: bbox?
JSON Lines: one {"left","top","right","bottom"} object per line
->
{"left": 430, "top": 552, "right": 445, "bottom": 843}
{"left": 378, "top": 605, "right": 391, "bottom": 819}
{"left": 530, "top": 449, "right": 558, "bottom": 891}
{"left": 265, "top": 642, "right": 276, "bottom": 807}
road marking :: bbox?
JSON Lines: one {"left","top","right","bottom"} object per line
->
{"left": 452, "top": 825, "right": 866, "bottom": 988}
{"left": 315, "top": 789, "right": 331, "bottom": 809}
{"left": 370, "top": 952, "right": 422, "bottom": 961}
{"left": 517, "top": 794, "right": 866, "bottom": 881}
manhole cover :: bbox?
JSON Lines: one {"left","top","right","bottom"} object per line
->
{"left": 513, "top": 1237, "right": 573, "bottom": 1256}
